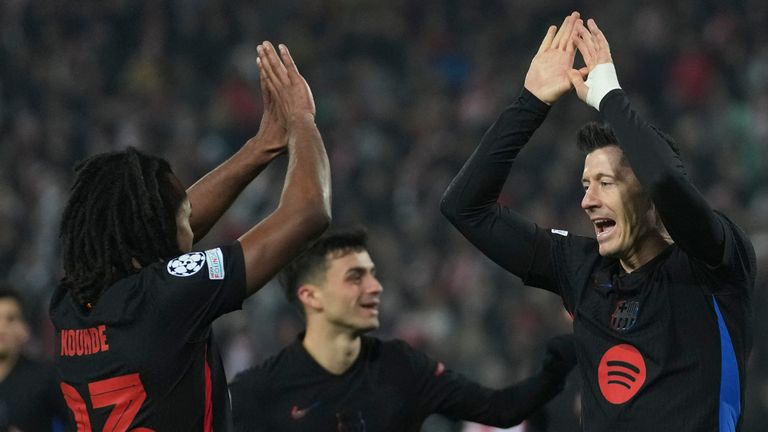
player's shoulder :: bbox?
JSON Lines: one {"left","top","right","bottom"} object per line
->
{"left": 230, "top": 343, "right": 294, "bottom": 391}
{"left": 373, "top": 337, "right": 423, "bottom": 363}
{"left": 138, "top": 244, "right": 245, "bottom": 299}
{"left": 545, "top": 226, "right": 598, "bottom": 252}
{"left": 145, "top": 246, "right": 231, "bottom": 281}
{"left": 714, "top": 211, "right": 755, "bottom": 253}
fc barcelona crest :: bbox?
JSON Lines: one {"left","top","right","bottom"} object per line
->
{"left": 611, "top": 299, "right": 640, "bottom": 332}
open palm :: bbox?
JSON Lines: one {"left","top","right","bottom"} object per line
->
{"left": 524, "top": 12, "right": 581, "bottom": 105}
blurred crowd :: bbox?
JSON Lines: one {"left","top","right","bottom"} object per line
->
{"left": 0, "top": 0, "right": 766, "bottom": 430}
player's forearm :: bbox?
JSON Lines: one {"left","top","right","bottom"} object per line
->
{"left": 235, "top": 114, "right": 330, "bottom": 295}
{"left": 493, "top": 370, "right": 566, "bottom": 426}
{"left": 441, "top": 89, "right": 549, "bottom": 221}
{"left": 440, "top": 88, "right": 548, "bottom": 277}
{"left": 453, "top": 369, "right": 565, "bottom": 428}
{"left": 600, "top": 90, "right": 725, "bottom": 264}
{"left": 277, "top": 113, "right": 332, "bottom": 226}
{"left": 187, "top": 137, "right": 283, "bottom": 242}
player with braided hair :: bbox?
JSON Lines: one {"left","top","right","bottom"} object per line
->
{"left": 51, "top": 41, "right": 330, "bottom": 430}
{"left": 59, "top": 149, "right": 186, "bottom": 308}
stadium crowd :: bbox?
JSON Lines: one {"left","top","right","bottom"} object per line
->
{"left": 0, "top": 0, "right": 765, "bottom": 430}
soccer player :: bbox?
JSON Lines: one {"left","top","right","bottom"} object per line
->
{"left": 0, "top": 285, "right": 69, "bottom": 431}
{"left": 50, "top": 41, "right": 331, "bottom": 430}
{"left": 441, "top": 12, "right": 755, "bottom": 431}
{"left": 229, "top": 228, "right": 577, "bottom": 431}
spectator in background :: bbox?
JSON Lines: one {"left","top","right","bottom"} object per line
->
{"left": 0, "top": 284, "right": 69, "bottom": 431}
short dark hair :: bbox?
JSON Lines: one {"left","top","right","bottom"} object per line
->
{"left": 279, "top": 228, "right": 369, "bottom": 309}
{"left": 59, "top": 147, "right": 186, "bottom": 308}
{"left": 576, "top": 121, "right": 681, "bottom": 157}
{"left": 0, "top": 284, "right": 25, "bottom": 319}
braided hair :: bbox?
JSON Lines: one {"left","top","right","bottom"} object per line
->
{"left": 59, "top": 147, "right": 186, "bottom": 308}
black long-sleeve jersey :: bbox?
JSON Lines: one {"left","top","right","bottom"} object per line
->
{"left": 50, "top": 244, "right": 247, "bottom": 431}
{"left": 229, "top": 335, "right": 571, "bottom": 432}
{"left": 441, "top": 88, "right": 756, "bottom": 431}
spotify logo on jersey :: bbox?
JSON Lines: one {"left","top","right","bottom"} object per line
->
{"left": 598, "top": 344, "right": 646, "bottom": 404}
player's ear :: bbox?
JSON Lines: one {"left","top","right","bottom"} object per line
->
{"left": 297, "top": 283, "right": 322, "bottom": 311}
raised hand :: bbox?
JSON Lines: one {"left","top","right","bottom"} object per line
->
{"left": 256, "top": 42, "right": 316, "bottom": 121}
{"left": 248, "top": 52, "right": 288, "bottom": 157}
{"left": 524, "top": 11, "right": 582, "bottom": 105}
{"left": 573, "top": 19, "right": 613, "bottom": 70}
{"left": 568, "top": 19, "right": 616, "bottom": 104}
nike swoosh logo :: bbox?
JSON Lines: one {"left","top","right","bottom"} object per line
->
{"left": 291, "top": 401, "right": 320, "bottom": 420}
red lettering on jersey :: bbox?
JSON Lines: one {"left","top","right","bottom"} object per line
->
{"left": 59, "top": 325, "right": 110, "bottom": 357}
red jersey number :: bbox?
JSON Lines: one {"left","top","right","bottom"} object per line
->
{"left": 61, "top": 373, "right": 154, "bottom": 432}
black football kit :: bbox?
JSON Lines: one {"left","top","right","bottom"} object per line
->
{"left": 50, "top": 244, "right": 246, "bottom": 431}
{"left": 0, "top": 355, "right": 70, "bottom": 431}
{"left": 229, "top": 334, "right": 573, "bottom": 431}
{"left": 441, "top": 88, "right": 756, "bottom": 431}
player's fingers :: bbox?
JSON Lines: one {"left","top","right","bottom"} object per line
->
{"left": 257, "top": 50, "right": 280, "bottom": 102}
{"left": 278, "top": 44, "right": 302, "bottom": 84}
{"left": 565, "top": 19, "right": 582, "bottom": 53}
{"left": 257, "top": 58, "right": 267, "bottom": 92}
{"left": 587, "top": 18, "right": 601, "bottom": 35}
{"left": 257, "top": 44, "right": 277, "bottom": 83}
{"left": 589, "top": 19, "right": 611, "bottom": 51}
{"left": 550, "top": 14, "right": 571, "bottom": 48}
{"left": 573, "top": 30, "right": 593, "bottom": 65}
{"left": 557, "top": 12, "right": 580, "bottom": 50}
{"left": 567, "top": 69, "right": 588, "bottom": 100}
{"left": 261, "top": 41, "right": 290, "bottom": 86}
{"left": 256, "top": 58, "right": 274, "bottom": 107}
{"left": 537, "top": 25, "right": 557, "bottom": 55}
{"left": 575, "top": 24, "right": 596, "bottom": 59}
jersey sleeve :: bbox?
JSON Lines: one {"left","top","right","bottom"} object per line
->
{"left": 532, "top": 229, "right": 601, "bottom": 313}
{"left": 229, "top": 368, "right": 270, "bottom": 432}
{"left": 397, "top": 341, "right": 567, "bottom": 428}
{"left": 599, "top": 90, "right": 755, "bottom": 287}
{"left": 142, "top": 242, "right": 247, "bottom": 340}
{"left": 441, "top": 89, "right": 563, "bottom": 296}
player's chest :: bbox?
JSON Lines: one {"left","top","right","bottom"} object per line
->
{"left": 268, "top": 372, "right": 411, "bottom": 431}
{"left": 576, "top": 264, "right": 711, "bottom": 338}
{"left": 573, "top": 267, "right": 718, "bottom": 406}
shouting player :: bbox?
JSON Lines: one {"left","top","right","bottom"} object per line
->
{"left": 50, "top": 42, "right": 331, "bottom": 430}
{"left": 441, "top": 12, "right": 755, "bottom": 431}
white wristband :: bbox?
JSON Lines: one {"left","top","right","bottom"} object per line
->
{"left": 585, "top": 63, "right": 621, "bottom": 110}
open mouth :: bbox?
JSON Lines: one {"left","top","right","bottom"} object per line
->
{"left": 359, "top": 302, "right": 380, "bottom": 314}
{"left": 593, "top": 218, "right": 617, "bottom": 238}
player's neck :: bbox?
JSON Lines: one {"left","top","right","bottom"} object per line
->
{"left": 302, "top": 324, "right": 361, "bottom": 375}
{"left": 619, "top": 232, "right": 673, "bottom": 273}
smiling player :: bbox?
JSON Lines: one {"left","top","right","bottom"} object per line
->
{"left": 229, "top": 228, "right": 577, "bottom": 431}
